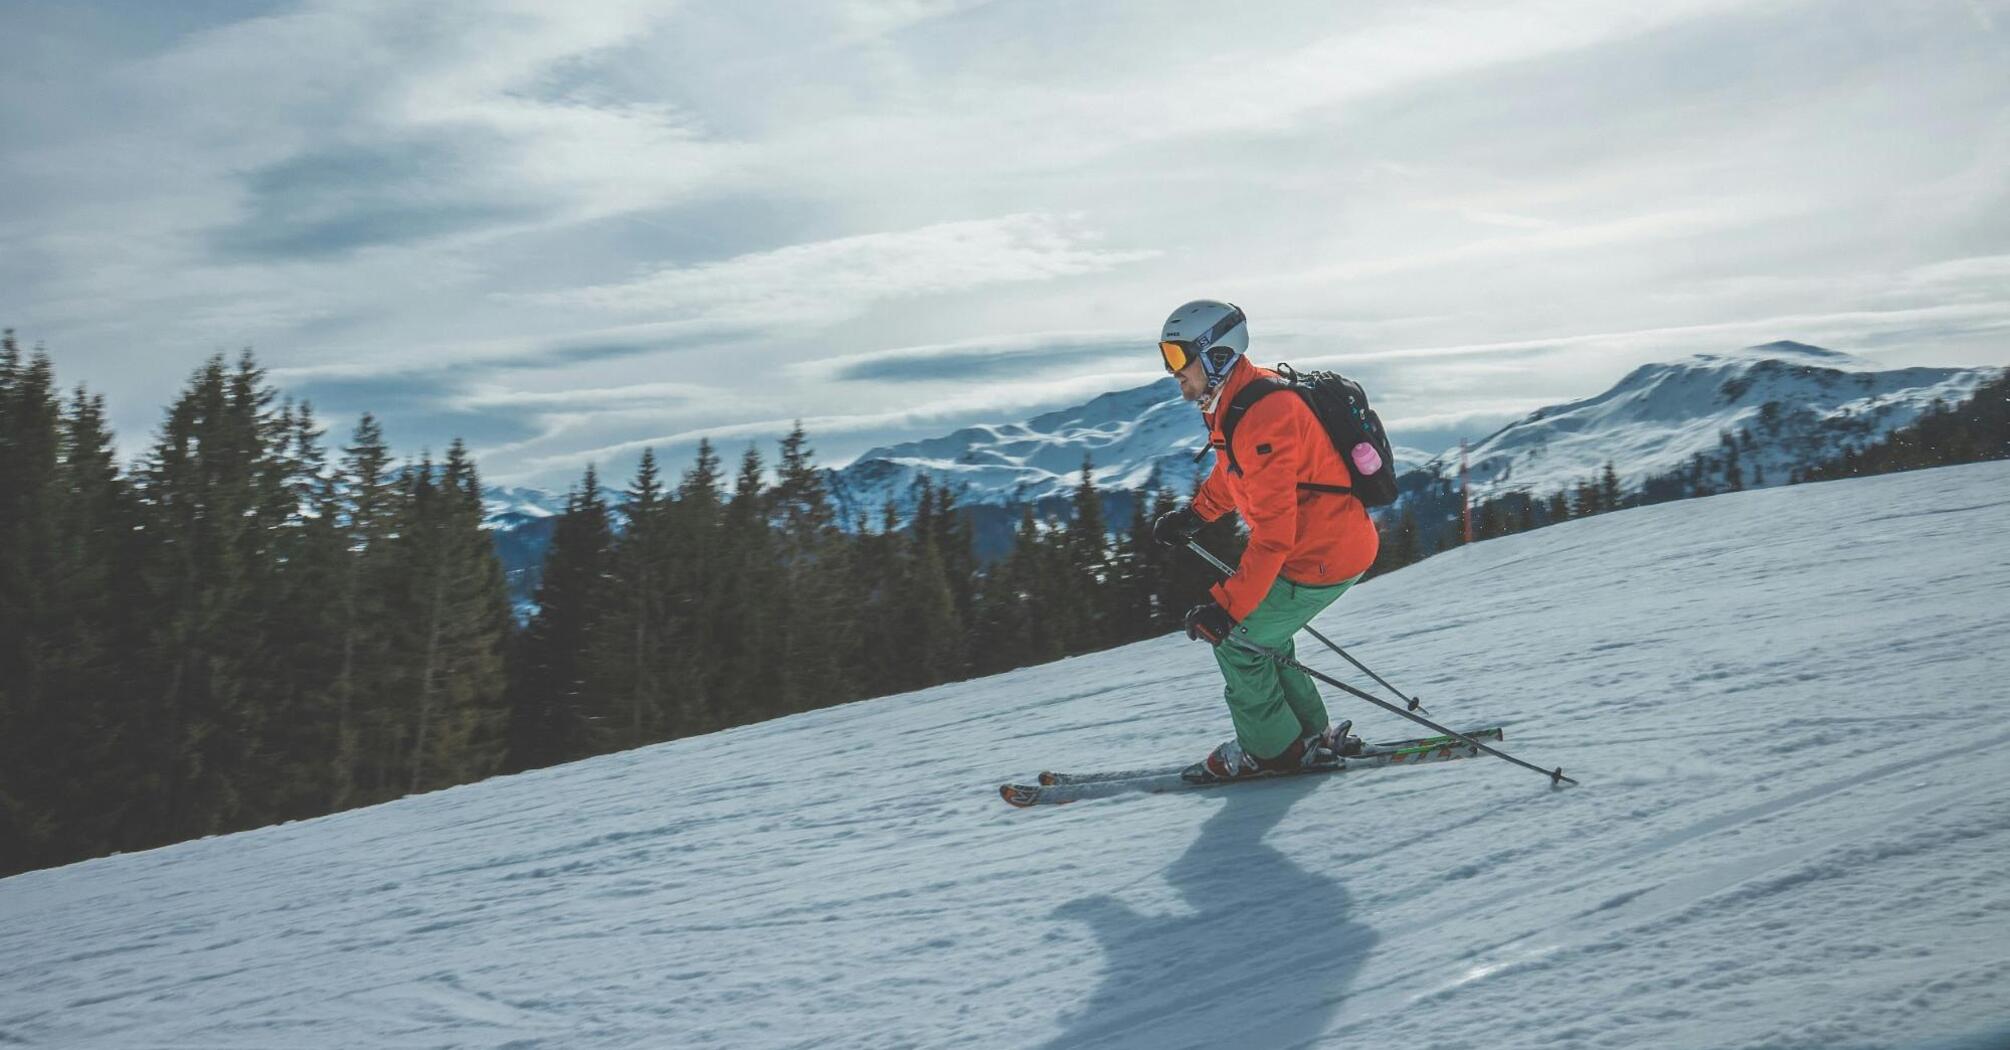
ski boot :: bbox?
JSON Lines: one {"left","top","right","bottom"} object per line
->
{"left": 1182, "top": 736, "right": 1314, "bottom": 784}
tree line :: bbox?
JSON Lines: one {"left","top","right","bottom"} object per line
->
{"left": 0, "top": 337, "right": 1238, "bottom": 876}
{"left": 504, "top": 431, "right": 1248, "bottom": 769}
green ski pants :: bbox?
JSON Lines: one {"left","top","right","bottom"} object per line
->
{"left": 1213, "top": 574, "right": 1359, "bottom": 760}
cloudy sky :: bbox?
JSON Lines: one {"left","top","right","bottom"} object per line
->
{"left": 4, "top": 0, "right": 2006, "bottom": 488}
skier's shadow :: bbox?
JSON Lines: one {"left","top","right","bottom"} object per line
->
{"left": 1038, "top": 782, "right": 1376, "bottom": 1050}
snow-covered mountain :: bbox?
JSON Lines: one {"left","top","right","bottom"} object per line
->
{"left": 6, "top": 461, "right": 2007, "bottom": 1047}
{"left": 822, "top": 341, "right": 1998, "bottom": 524}
{"left": 480, "top": 485, "right": 569, "bottom": 526}
{"left": 1418, "top": 341, "right": 1997, "bottom": 500}
{"left": 480, "top": 484, "right": 627, "bottom": 530}
{"left": 821, "top": 385, "right": 1438, "bottom": 525}
{"left": 823, "top": 380, "right": 1206, "bottom": 526}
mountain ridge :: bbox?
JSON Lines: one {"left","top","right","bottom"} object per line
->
{"left": 818, "top": 340, "right": 1997, "bottom": 523}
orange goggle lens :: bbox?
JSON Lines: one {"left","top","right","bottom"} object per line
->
{"left": 1159, "top": 340, "right": 1192, "bottom": 374}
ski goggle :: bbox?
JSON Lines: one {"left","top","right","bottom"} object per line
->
{"left": 1158, "top": 306, "right": 1246, "bottom": 375}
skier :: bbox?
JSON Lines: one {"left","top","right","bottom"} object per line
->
{"left": 1151, "top": 300, "right": 1382, "bottom": 780}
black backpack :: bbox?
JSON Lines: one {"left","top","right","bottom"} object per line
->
{"left": 1215, "top": 363, "right": 1399, "bottom": 507}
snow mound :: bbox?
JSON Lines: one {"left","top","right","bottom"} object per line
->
{"left": 4, "top": 463, "right": 2009, "bottom": 1048}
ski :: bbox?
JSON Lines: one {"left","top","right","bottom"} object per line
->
{"left": 1033, "top": 727, "right": 1505, "bottom": 786}
{"left": 1000, "top": 728, "right": 1506, "bottom": 808}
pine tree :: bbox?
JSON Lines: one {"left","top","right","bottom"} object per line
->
{"left": 130, "top": 353, "right": 291, "bottom": 846}
{"left": 766, "top": 425, "right": 851, "bottom": 713}
{"left": 507, "top": 466, "right": 613, "bottom": 771}
{"left": 1571, "top": 476, "right": 1601, "bottom": 518}
{"left": 1477, "top": 497, "right": 1510, "bottom": 540}
{"left": 1064, "top": 456, "right": 1112, "bottom": 648}
{"left": 256, "top": 401, "right": 349, "bottom": 821}
{"left": 893, "top": 495, "right": 962, "bottom": 688}
{"left": 772, "top": 422, "right": 835, "bottom": 536}
{"left": 999, "top": 506, "right": 1065, "bottom": 668}
{"left": 1689, "top": 452, "right": 1713, "bottom": 497}
{"left": 329, "top": 414, "right": 401, "bottom": 807}
{"left": 404, "top": 441, "right": 511, "bottom": 790}
{"left": 1111, "top": 487, "right": 1158, "bottom": 638}
{"left": 1368, "top": 507, "right": 1403, "bottom": 576}
{"left": 713, "top": 445, "right": 780, "bottom": 724}
{"left": 42, "top": 386, "right": 140, "bottom": 862}
{"left": 852, "top": 501, "right": 906, "bottom": 695}
{"left": 930, "top": 481, "right": 978, "bottom": 631}
{"left": 1599, "top": 461, "right": 1623, "bottom": 510}
{"left": 595, "top": 449, "right": 676, "bottom": 750}
{"left": 0, "top": 341, "right": 89, "bottom": 871}
{"left": 669, "top": 439, "right": 725, "bottom": 733}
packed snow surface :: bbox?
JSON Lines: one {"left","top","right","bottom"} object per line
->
{"left": 5, "top": 462, "right": 2010, "bottom": 1049}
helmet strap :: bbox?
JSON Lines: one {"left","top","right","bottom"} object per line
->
{"left": 1201, "top": 347, "right": 1239, "bottom": 387}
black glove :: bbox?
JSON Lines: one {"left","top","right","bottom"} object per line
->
{"left": 1153, "top": 505, "right": 1204, "bottom": 548}
{"left": 1183, "top": 601, "right": 1237, "bottom": 646}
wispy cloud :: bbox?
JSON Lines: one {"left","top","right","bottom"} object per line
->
{"left": 456, "top": 381, "right": 704, "bottom": 411}
{"left": 798, "top": 330, "right": 1141, "bottom": 383}
{"left": 212, "top": 138, "right": 540, "bottom": 260}
{"left": 510, "top": 214, "right": 1156, "bottom": 327}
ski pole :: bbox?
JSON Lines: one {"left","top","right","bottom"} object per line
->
{"left": 1224, "top": 632, "right": 1577, "bottom": 787}
{"left": 1186, "top": 540, "right": 1432, "bottom": 715}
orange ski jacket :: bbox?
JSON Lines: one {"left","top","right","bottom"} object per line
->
{"left": 1190, "top": 359, "right": 1381, "bottom": 620}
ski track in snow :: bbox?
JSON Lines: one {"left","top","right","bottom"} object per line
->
{"left": 3, "top": 462, "right": 2010, "bottom": 1049}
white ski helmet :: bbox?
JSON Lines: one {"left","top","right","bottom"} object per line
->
{"left": 1158, "top": 300, "right": 1248, "bottom": 389}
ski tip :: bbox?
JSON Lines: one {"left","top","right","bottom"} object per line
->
{"left": 1000, "top": 784, "right": 1041, "bottom": 807}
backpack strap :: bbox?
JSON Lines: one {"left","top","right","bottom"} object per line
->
{"left": 1218, "top": 378, "right": 1285, "bottom": 476}
{"left": 1217, "top": 375, "right": 1356, "bottom": 494}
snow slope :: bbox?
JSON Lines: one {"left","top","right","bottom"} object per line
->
{"left": 5, "top": 463, "right": 2010, "bottom": 1049}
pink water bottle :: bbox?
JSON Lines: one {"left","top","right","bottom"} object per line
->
{"left": 1350, "top": 441, "right": 1383, "bottom": 475}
